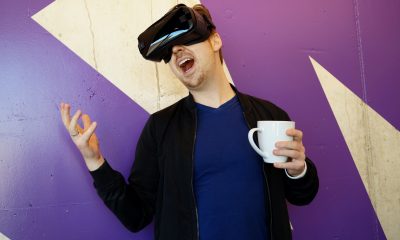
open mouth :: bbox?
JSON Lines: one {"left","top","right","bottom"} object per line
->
{"left": 178, "top": 57, "right": 195, "bottom": 73}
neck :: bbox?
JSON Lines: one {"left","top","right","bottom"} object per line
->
{"left": 190, "top": 64, "right": 235, "bottom": 108}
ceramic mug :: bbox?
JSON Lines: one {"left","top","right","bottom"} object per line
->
{"left": 248, "top": 121, "right": 295, "bottom": 163}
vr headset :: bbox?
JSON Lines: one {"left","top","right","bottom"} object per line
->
{"left": 138, "top": 4, "right": 215, "bottom": 63}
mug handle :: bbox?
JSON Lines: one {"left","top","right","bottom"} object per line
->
{"left": 248, "top": 128, "right": 269, "bottom": 159}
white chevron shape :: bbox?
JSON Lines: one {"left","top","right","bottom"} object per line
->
{"left": 31, "top": 0, "right": 233, "bottom": 113}
{"left": 310, "top": 56, "right": 399, "bottom": 240}
{"left": 0, "top": 232, "right": 11, "bottom": 240}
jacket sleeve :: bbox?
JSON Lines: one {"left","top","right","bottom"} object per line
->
{"left": 284, "top": 157, "right": 319, "bottom": 205}
{"left": 276, "top": 106, "right": 319, "bottom": 205}
{"left": 90, "top": 115, "right": 159, "bottom": 232}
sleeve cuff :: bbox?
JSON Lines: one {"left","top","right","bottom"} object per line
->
{"left": 89, "top": 160, "right": 121, "bottom": 188}
{"left": 285, "top": 161, "right": 307, "bottom": 179}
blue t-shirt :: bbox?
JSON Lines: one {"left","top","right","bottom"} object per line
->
{"left": 193, "top": 95, "right": 268, "bottom": 240}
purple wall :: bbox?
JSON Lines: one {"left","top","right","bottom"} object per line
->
{"left": 1, "top": 0, "right": 399, "bottom": 239}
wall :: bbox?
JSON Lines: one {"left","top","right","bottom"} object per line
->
{"left": 1, "top": 0, "right": 399, "bottom": 239}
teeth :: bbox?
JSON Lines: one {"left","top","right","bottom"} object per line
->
{"left": 178, "top": 58, "right": 193, "bottom": 67}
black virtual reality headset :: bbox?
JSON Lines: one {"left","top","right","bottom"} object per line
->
{"left": 138, "top": 4, "right": 215, "bottom": 63}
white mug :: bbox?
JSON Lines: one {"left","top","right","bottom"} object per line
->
{"left": 248, "top": 121, "right": 295, "bottom": 163}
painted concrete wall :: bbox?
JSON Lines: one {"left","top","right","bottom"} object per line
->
{"left": 1, "top": 0, "right": 399, "bottom": 239}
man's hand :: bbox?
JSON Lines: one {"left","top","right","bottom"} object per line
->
{"left": 272, "top": 128, "right": 306, "bottom": 177}
{"left": 60, "top": 102, "right": 104, "bottom": 171}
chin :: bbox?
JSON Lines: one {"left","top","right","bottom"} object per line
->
{"left": 181, "top": 74, "right": 205, "bottom": 90}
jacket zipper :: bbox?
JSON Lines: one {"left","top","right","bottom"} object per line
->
{"left": 243, "top": 112, "right": 274, "bottom": 240}
{"left": 191, "top": 110, "right": 200, "bottom": 240}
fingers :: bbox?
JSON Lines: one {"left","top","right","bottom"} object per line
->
{"left": 81, "top": 121, "right": 97, "bottom": 142}
{"left": 274, "top": 141, "right": 305, "bottom": 161}
{"left": 60, "top": 103, "right": 99, "bottom": 143}
{"left": 274, "top": 129, "right": 306, "bottom": 162}
{"left": 286, "top": 128, "right": 303, "bottom": 141}
{"left": 273, "top": 149, "right": 305, "bottom": 160}
{"left": 60, "top": 102, "right": 83, "bottom": 134}
{"left": 60, "top": 102, "right": 72, "bottom": 129}
{"left": 275, "top": 141, "right": 302, "bottom": 151}
{"left": 60, "top": 102, "right": 82, "bottom": 136}
{"left": 69, "top": 109, "right": 82, "bottom": 136}
{"left": 273, "top": 128, "right": 307, "bottom": 175}
{"left": 276, "top": 128, "right": 305, "bottom": 153}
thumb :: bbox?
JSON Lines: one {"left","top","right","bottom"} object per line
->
{"left": 82, "top": 114, "right": 92, "bottom": 131}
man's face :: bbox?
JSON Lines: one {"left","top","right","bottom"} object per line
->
{"left": 168, "top": 33, "right": 221, "bottom": 91}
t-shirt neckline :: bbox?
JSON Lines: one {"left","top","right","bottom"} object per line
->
{"left": 196, "top": 95, "right": 238, "bottom": 112}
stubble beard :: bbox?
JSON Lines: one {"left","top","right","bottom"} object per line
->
{"left": 181, "top": 70, "right": 206, "bottom": 91}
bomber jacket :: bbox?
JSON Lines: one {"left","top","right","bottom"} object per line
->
{"left": 90, "top": 86, "right": 319, "bottom": 240}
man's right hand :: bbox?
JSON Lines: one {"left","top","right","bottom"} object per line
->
{"left": 60, "top": 102, "right": 105, "bottom": 171}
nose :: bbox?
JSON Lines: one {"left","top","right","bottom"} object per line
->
{"left": 171, "top": 45, "right": 184, "bottom": 54}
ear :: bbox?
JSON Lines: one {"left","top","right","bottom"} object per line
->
{"left": 209, "top": 31, "right": 222, "bottom": 52}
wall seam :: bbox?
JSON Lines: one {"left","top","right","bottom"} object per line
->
{"left": 352, "top": 0, "right": 368, "bottom": 102}
{"left": 352, "top": 1, "right": 379, "bottom": 239}
{"left": 83, "top": 0, "right": 98, "bottom": 70}
{"left": 150, "top": 0, "right": 161, "bottom": 110}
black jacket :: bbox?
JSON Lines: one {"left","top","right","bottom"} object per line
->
{"left": 91, "top": 86, "right": 319, "bottom": 240}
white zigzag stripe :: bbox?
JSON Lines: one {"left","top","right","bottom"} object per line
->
{"left": 0, "top": 232, "right": 11, "bottom": 240}
{"left": 310, "top": 56, "right": 399, "bottom": 240}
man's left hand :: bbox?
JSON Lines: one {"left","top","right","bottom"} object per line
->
{"left": 272, "top": 128, "right": 306, "bottom": 177}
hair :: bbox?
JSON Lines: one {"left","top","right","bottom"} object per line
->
{"left": 192, "top": 4, "right": 224, "bottom": 64}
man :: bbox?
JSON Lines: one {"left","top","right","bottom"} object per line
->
{"left": 60, "top": 4, "right": 318, "bottom": 240}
